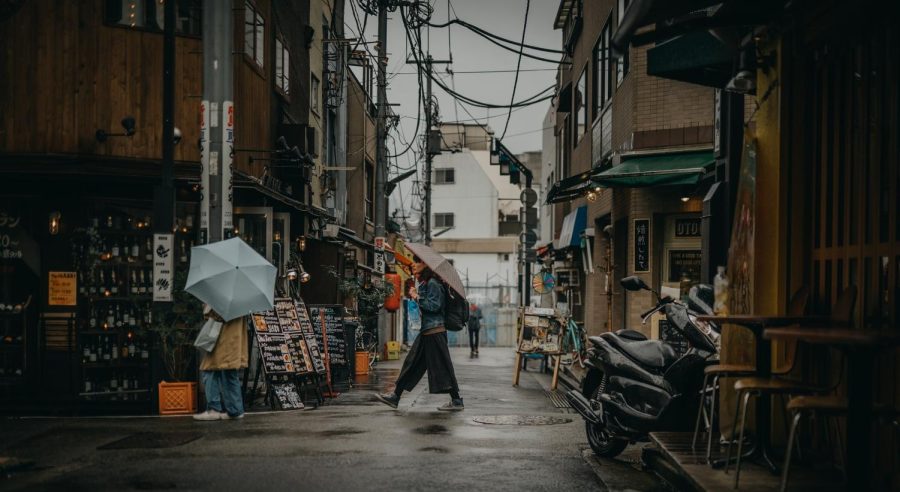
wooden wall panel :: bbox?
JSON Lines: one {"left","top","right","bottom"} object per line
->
{"left": 232, "top": 0, "right": 271, "bottom": 180}
{"left": 0, "top": 0, "right": 201, "bottom": 164}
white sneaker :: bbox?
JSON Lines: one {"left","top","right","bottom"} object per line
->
{"left": 193, "top": 410, "right": 226, "bottom": 421}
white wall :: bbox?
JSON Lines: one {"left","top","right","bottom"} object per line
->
{"left": 540, "top": 106, "right": 556, "bottom": 245}
{"left": 431, "top": 151, "right": 498, "bottom": 238}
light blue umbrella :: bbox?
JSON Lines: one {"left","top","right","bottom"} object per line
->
{"left": 184, "top": 237, "right": 277, "bottom": 321}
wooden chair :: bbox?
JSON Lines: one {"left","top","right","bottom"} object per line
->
{"left": 691, "top": 286, "right": 810, "bottom": 463}
{"left": 726, "top": 286, "right": 857, "bottom": 489}
{"left": 780, "top": 397, "right": 897, "bottom": 491}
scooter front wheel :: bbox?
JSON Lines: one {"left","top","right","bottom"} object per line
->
{"left": 586, "top": 421, "right": 628, "bottom": 458}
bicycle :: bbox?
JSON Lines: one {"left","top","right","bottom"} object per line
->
{"left": 560, "top": 318, "right": 587, "bottom": 368}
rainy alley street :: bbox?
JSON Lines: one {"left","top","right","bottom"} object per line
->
{"left": 0, "top": 348, "right": 667, "bottom": 492}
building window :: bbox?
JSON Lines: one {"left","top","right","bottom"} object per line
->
{"left": 244, "top": 1, "right": 264, "bottom": 69}
{"left": 311, "top": 74, "right": 320, "bottom": 115}
{"left": 434, "top": 168, "right": 455, "bottom": 184}
{"left": 594, "top": 18, "right": 613, "bottom": 115}
{"left": 434, "top": 213, "right": 454, "bottom": 228}
{"left": 575, "top": 67, "right": 588, "bottom": 142}
{"left": 106, "top": 0, "right": 201, "bottom": 35}
{"left": 275, "top": 35, "right": 290, "bottom": 96}
{"left": 616, "top": 0, "right": 630, "bottom": 85}
{"left": 365, "top": 161, "right": 374, "bottom": 221}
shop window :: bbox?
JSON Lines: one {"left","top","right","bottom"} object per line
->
{"left": 434, "top": 213, "right": 454, "bottom": 228}
{"left": 244, "top": 1, "right": 264, "bottom": 69}
{"left": 275, "top": 34, "right": 290, "bottom": 96}
{"left": 434, "top": 168, "right": 455, "bottom": 185}
{"left": 105, "top": 0, "right": 201, "bottom": 35}
{"left": 592, "top": 20, "right": 612, "bottom": 115}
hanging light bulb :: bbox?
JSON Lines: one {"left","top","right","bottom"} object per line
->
{"left": 586, "top": 191, "right": 598, "bottom": 203}
{"left": 681, "top": 196, "right": 691, "bottom": 203}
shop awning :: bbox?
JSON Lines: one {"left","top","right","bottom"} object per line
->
{"left": 646, "top": 31, "right": 733, "bottom": 88}
{"left": 545, "top": 170, "right": 596, "bottom": 204}
{"left": 557, "top": 206, "right": 587, "bottom": 249}
{"left": 592, "top": 151, "right": 713, "bottom": 188}
{"left": 233, "top": 169, "right": 335, "bottom": 221}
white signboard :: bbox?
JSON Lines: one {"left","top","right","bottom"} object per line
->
{"left": 153, "top": 234, "right": 174, "bottom": 302}
{"left": 374, "top": 252, "right": 385, "bottom": 274}
{"left": 222, "top": 101, "right": 234, "bottom": 234}
{"left": 200, "top": 101, "right": 211, "bottom": 231}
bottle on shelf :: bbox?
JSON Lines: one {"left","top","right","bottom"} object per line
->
{"left": 128, "top": 337, "right": 136, "bottom": 359}
{"left": 179, "top": 240, "right": 188, "bottom": 263}
{"left": 106, "top": 215, "right": 114, "bottom": 229}
{"left": 115, "top": 305, "right": 123, "bottom": 329}
{"left": 82, "top": 342, "right": 91, "bottom": 364}
{"left": 130, "top": 237, "right": 140, "bottom": 259}
{"left": 111, "top": 336, "right": 119, "bottom": 360}
{"left": 129, "top": 271, "right": 138, "bottom": 295}
{"left": 110, "top": 270, "right": 119, "bottom": 295}
{"left": 141, "top": 341, "right": 149, "bottom": 359}
{"left": 89, "top": 341, "right": 98, "bottom": 362}
{"left": 84, "top": 377, "right": 93, "bottom": 393}
{"left": 89, "top": 306, "right": 97, "bottom": 329}
{"left": 89, "top": 270, "right": 98, "bottom": 295}
{"left": 111, "top": 240, "right": 120, "bottom": 258}
{"left": 105, "top": 307, "right": 114, "bottom": 329}
{"left": 145, "top": 238, "right": 153, "bottom": 261}
{"left": 78, "top": 271, "right": 86, "bottom": 295}
{"left": 138, "top": 270, "right": 147, "bottom": 294}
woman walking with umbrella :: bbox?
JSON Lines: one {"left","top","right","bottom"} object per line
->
{"left": 376, "top": 244, "right": 464, "bottom": 411}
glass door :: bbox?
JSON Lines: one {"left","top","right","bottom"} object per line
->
{"left": 234, "top": 207, "right": 272, "bottom": 262}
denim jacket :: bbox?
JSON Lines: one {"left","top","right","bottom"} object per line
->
{"left": 417, "top": 278, "right": 445, "bottom": 331}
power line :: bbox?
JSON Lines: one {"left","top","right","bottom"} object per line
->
{"left": 392, "top": 68, "right": 557, "bottom": 75}
{"left": 500, "top": 0, "right": 530, "bottom": 141}
{"left": 425, "top": 18, "right": 565, "bottom": 55}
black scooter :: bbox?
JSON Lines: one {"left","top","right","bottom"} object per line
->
{"left": 566, "top": 276, "right": 720, "bottom": 458}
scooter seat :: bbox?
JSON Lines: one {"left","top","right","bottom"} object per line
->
{"left": 606, "top": 338, "right": 678, "bottom": 370}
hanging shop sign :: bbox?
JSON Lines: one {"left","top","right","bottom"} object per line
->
{"left": 634, "top": 219, "right": 651, "bottom": 273}
{"left": 152, "top": 234, "right": 174, "bottom": 302}
{"left": 222, "top": 101, "right": 234, "bottom": 236}
{"left": 48, "top": 271, "right": 77, "bottom": 306}
{"left": 200, "top": 100, "right": 211, "bottom": 235}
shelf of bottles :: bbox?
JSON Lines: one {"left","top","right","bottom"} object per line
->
{"left": 74, "top": 210, "right": 196, "bottom": 402}
{"left": 0, "top": 301, "right": 29, "bottom": 383}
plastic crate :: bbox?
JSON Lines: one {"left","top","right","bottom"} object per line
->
{"left": 158, "top": 381, "right": 197, "bottom": 415}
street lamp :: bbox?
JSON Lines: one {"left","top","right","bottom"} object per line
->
{"left": 96, "top": 116, "right": 136, "bottom": 142}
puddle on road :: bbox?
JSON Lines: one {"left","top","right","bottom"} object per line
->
{"left": 414, "top": 424, "right": 449, "bottom": 435}
{"left": 419, "top": 446, "right": 450, "bottom": 453}
{"left": 316, "top": 427, "right": 367, "bottom": 437}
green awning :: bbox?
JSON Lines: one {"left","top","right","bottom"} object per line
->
{"left": 647, "top": 31, "right": 733, "bottom": 88}
{"left": 592, "top": 151, "right": 713, "bottom": 188}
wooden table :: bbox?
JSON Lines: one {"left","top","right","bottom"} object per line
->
{"left": 695, "top": 315, "right": 829, "bottom": 472}
{"left": 764, "top": 327, "right": 900, "bottom": 489}
{"left": 513, "top": 350, "right": 562, "bottom": 390}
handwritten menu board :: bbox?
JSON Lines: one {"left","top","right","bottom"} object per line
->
{"left": 270, "top": 382, "right": 305, "bottom": 410}
{"left": 251, "top": 309, "right": 295, "bottom": 375}
{"left": 293, "top": 299, "right": 327, "bottom": 374}
{"left": 251, "top": 298, "right": 325, "bottom": 375}
{"left": 308, "top": 305, "right": 348, "bottom": 366}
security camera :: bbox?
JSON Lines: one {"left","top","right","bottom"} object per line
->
{"left": 173, "top": 127, "right": 182, "bottom": 145}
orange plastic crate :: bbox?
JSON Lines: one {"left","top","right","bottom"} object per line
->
{"left": 158, "top": 381, "right": 197, "bottom": 415}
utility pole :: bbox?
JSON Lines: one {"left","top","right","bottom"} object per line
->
{"left": 374, "top": 2, "right": 388, "bottom": 240}
{"left": 410, "top": 54, "right": 451, "bottom": 245}
{"left": 156, "top": 0, "right": 175, "bottom": 235}
{"left": 423, "top": 55, "right": 433, "bottom": 245}
{"left": 201, "top": 0, "right": 234, "bottom": 244}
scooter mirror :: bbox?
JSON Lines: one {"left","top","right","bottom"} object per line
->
{"left": 620, "top": 276, "right": 649, "bottom": 291}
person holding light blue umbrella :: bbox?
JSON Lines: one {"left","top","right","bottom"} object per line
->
{"left": 185, "top": 237, "right": 277, "bottom": 420}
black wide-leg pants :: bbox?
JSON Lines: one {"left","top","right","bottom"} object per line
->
{"left": 395, "top": 330, "right": 459, "bottom": 394}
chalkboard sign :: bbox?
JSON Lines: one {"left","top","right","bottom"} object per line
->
{"left": 270, "top": 381, "right": 305, "bottom": 410}
{"left": 251, "top": 311, "right": 295, "bottom": 374}
{"left": 309, "top": 305, "right": 348, "bottom": 366}
{"left": 251, "top": 298, "right": 326, "bottom": 375}
{"left": 658, "top": 319, "right": 689, "bottom": 356}
{"left": 293, "top": 299, "right": 327, "bottom": 374}
{"left": 668, "top": 250, "right": 702, "bottom": 283}
{"left": 634, "top": 219, "right": 651, "bottom": 273}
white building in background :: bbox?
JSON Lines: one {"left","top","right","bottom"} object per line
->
{"left": 541, "top": 106, "right": 556, "bottom": 246}
{"left": 430, "top": 123, "right": 520, "bottom": 305}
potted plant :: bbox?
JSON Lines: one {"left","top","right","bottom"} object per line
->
{"left": 327, "top": 267, "right": 393, "bottom": 375}
{"left": 146, "top": 270, "right": 203, "bottom": 415}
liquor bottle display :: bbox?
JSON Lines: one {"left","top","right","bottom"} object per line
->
{"left": 73, "top": 209, "right": 195, "bottom": 403}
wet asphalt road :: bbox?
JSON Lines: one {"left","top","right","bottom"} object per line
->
{"left": 0, "top": 347, "right": 665, "bottom": 491}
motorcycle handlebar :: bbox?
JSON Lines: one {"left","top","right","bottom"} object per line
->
{"left": 639, "top": 296, "right": 675, "bottom": 319}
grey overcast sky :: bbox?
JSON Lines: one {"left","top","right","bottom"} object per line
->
{"left": 344, "top": 0, "right": 560, "bottom": 220}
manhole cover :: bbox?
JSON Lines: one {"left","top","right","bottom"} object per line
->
{"left": 472, "top": 415, "right": 573, "bottom": 425}
{"left": 98, "top": 432, "right": 203, "bottom": 450}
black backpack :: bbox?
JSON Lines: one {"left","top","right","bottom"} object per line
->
{"left": 443, "top": 286, "right": 469, "bottom": 332}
